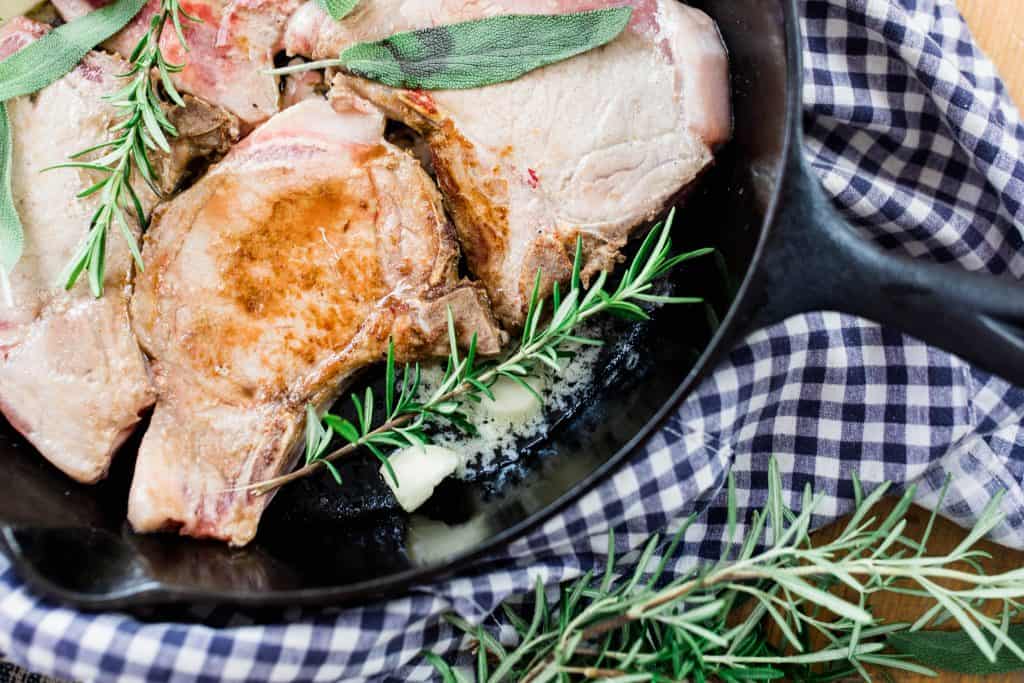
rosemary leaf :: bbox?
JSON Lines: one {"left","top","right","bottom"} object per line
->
{"left": 420, "top": 651, "right": 462, "bottom": 683}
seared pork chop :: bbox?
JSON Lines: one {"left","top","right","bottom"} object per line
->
{"left": 129, "top": 95, "right": 505, "bottom": 546}
{"left": 0, "top": 18, "right": 238, "bottom": 483}
{"left": 286, "top": 0, "right": 731, "bottom": 326}
{"left": 50, "top": 0, "right": 301, "bottom": 127}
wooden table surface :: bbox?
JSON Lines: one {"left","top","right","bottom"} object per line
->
{"left": 808, "top": 6, "right": 1024, "bottom": 683}
{"left": 959, "top": 1, "right": 1024, "bottom": 103}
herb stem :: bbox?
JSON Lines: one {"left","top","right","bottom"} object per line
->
{"left": 248, "top": 412, "right": 417, "bottom": 495}
{"left": 50, "top": 1, "right": 194, "bottom": 296}
{"left": 556, "top": 665, "right": 632, "bottom": 678}
{"left": 264, "top": 59, "right": 342, "bottom": 76}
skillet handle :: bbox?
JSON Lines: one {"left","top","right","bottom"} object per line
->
{"left": 742, "top": 147, "right": 1024, "bottom": 386}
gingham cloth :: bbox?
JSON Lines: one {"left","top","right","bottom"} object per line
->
{"left": 2, "top": 0, "right": 1024, "bottom": 680}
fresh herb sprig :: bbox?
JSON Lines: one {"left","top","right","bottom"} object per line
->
{"left": 268, "top": 8, "right": 633, "bottom": 91}
{"left": 426, "top": 461, "right": 1024, "bottom": 682}
{"left": 245, "top": 209, "right": 711, "bottom": 496}
{"left": 47, "top": 0, "right": 196, "bottom": 297}
{"left": 0, "top": 0, "right": 151, "bottom": 304}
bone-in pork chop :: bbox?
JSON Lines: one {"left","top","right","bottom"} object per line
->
{"left": 0, "top": 18, "right": 238, "bottom": 483}
{"left": 50, "top": 0, "right": 301, "bottom": 127}
{"left": 128, "top": 94, "right": 505, "bottom": 546}
{"left": 286, "top": 0, "right": 731, "bottom": 326}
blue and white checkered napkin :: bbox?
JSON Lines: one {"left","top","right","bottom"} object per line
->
{"left": 3, "top": 0, "right": 1024, "bottom": 680}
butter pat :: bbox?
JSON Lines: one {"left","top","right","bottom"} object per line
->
{"left": 478, "top": 376, "right": 544, "bottom": 423}
{"left": 382, "top": 445, "right": 459, "bottom": 512}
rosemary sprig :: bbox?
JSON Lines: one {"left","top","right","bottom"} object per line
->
{"left": 47, "top": 0, "right": 195, "bottom": 297}
{"left": 426, "top": 461, "right": 1024, "bottom": 682}
{"left": 244, "top": 209, "right": 711, "bottom": 496}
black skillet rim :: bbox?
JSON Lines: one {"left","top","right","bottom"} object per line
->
{"left": 0, "top": 0, "right": 804, "bottom": 610}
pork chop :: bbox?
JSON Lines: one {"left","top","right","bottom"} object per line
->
{"left": 50, "top": 0, "right": 301, "bottom": 128}
{"left": 128, "top": 94, "right": 505, "bottom": 546}
{"left": 285, "top": 0, "right": 732, "bottom": 327}
{"left": 0, "top": 18, "right": 238, "bottom": 483}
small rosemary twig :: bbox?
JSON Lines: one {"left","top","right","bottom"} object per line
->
{"left": 46, "top": 0, "right": 197, "bottom": 296}
{"left": 243, "top": 209, "right": 710, "bottom": 496}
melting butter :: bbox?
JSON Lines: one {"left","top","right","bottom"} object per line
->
{"left": 417, "top": 342, "right": 601, "bottom": 477}
{"left": 383, "top": 444, "right": 459, "bottom": 512}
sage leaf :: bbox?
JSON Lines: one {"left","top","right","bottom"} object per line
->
{"left": 888, "top": 626, "right": 1024, "bottom": 675}
{"left": 0, "top": 102, "right": 21, "bottom": 304}
{"left": 338, "top": 7, "right": 633, "bottom": 90}
{"left": 0, "top": 0, "right": 147, "bottom": 102}
{"left": 316, "top": 0, "right": 358, "bottom": 21}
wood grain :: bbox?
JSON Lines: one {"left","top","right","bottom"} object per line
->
{"left": 805, "top": 10, "right": 1024, "bottom": 682}
{"left": 958, "top": 0, "right": 1024, "bottom": 104}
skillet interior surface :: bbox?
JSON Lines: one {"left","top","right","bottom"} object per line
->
{"left": 0, "top": 0, "right": 795, "bottom": 609}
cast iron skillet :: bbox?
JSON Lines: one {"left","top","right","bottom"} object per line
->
{"left": 1, "top": 0, "right": 1023, "bottom": 610}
